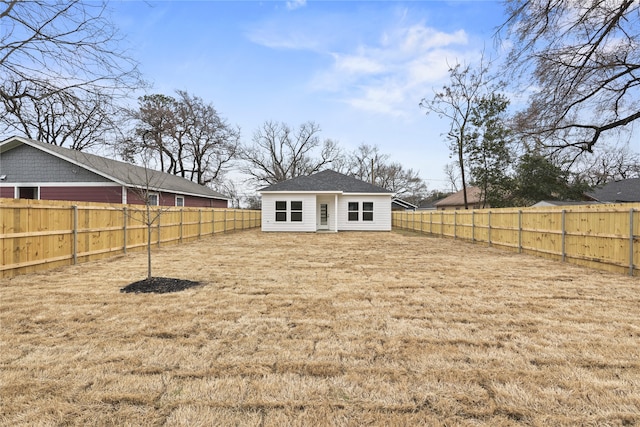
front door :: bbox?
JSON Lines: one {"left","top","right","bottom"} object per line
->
{"left": 318, "top": 203, "right": 329, "bottom": 230}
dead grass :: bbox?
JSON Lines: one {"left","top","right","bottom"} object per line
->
{"left": 1, "top": 229, "right": 639, "bottom": 426}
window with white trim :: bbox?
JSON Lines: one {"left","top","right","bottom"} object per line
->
{"left": 363, "top": 202, "right": 373, "bottom": 221}
{"left": 348, "top": 202, "right": 359, "bottom": 221}
{"left": 148, "top": 193, "right": 159, "bottom": 206}
{"left": 290, "top": 201, "right": 303, "bottom": 222}
{"left": 275, "top": 201, "right": 287, "bottom": 221}
{"left": 175, "top": 196, "right": 184, "bottom": 207}
{"left": 17, "top": 187, "right": 39, "bottom": 200}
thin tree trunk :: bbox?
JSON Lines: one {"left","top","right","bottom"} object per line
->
{"left": 147, "top": 203, "right": 152, "bottom": 279}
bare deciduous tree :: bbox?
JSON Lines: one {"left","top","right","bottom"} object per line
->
{"left": 0, "top": 81, "right": 123, "bottom": 150}
{"left": 240, "top": 121, "right": 342, "bottom": 186}
{"left": 443, "top": 162, "right": 460, "bottom": 192}
{"left": 174, "top": 91, "right": 240, "bottom": 186}
{"left": 420, "top": 58, "right": 494, "bottom": 209}
{"left": 122, "top": 91, "right": 240, "bottom": 188}
{"left": 345, "top": 143, "right": 428, "bottom": 203}
{"left": 346, "top": 144, "right": 390, "bottom": 184}
{"left": 0, "top": 1, "right": 143, "bottom": 147}
{"left": 572, "top": 142, "right": 640, "bottom": 187}
{"left": 499, "top": 0, "right": 640, "bottom": 156}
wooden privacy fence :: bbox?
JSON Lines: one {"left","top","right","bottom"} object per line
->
{"left": 1, "top": 198, "right": 261, "bottom": 278}
{"left": 393, "top": 203, "right": 640, "bottom": 276}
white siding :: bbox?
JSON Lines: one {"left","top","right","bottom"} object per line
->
{"left": 337, "top": 195, "right": 391, "bottom": 231}
{"left": 261, "top": 193, "right": 317, "bottom": 232}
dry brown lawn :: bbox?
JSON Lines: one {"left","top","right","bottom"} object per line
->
{"left": 1, "top": 229, "right": 639, "bottom": 426}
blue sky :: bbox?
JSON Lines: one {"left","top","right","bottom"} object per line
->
{"left": 110, "top": 0, "right": 509, "bottom": 193}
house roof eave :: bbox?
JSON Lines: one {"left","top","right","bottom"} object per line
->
{"left": 1, "top": 135, "right": 230, "bottom": 201}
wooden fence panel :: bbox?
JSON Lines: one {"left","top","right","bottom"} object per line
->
{"left": 1, "top": 198, "right": 261, "bottom": 278}
{"left": 519, "top": 210, "right": 563, "bottom": 259}
{"left": 393, "top": 204, "right": 640, "bottom": 276}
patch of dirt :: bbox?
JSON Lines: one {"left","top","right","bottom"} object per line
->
{"left": 120, "top": 277, "right": 202, "bottom": 294}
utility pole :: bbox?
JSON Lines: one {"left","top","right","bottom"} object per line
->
{"left": 371, "top": 158, "right": 375, "bottom": 185}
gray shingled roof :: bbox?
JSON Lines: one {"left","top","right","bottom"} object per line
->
{"left": 259, "top": 170, "right": 392, "bottom": 193}
{"left": 1, "top": 136, "right": 229, "bottom": 200}
{"left": 586, "top": 178, "right": 640, "bottom": 203}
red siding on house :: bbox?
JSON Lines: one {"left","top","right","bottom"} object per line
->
{"left": 1, "top": 185, "right": 226, "bottom": 207}
{"left": 125, "top": 188, "right": 227, "bottom": 208}
{"left": 40, "top": 186, "right": 123, "bottom": 204}
{"left": 185, "top": 195, "right": 228, "bottom": 208}
{"left": 0, "top": 187, "right": 15, "bottom": 198}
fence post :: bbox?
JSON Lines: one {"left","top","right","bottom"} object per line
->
{"left": 429, "top": 212, "right": 432, "bottom": 235}
{"left": 561, "top": 210, "right": 566, "bottom": 262}
{"left": 198, "top": 209, "right": 202, "bottom": 239}
{"left": 440, "top": 211, "right": 444, "bottom": 237}
{"left": 224, "top": 210, "right": 227, "bottom": 233}
{"left": 488, "top": 211, "right": 492, "bottom": 246}
{"left": 454, "top": 211, "right": 457, "bottom": 240}
{"left": 72, "top": 205, "right": 78, "bottom": 265}
{"left": 180, "top": 208, "right": 183, "bottom": 244}
{"left": 157, "top": 210, "right": 161, "bottom": 248}
{"left": 472, "top": 210, "right": 475, "bottom": 243}
{"left": 630, "top": 208, "right": 635, "bottom": 276}
{"left": 123, "top": 207, "right": 127, "bottom": 254}
{"left": 518, "top": 210, "right": 522, "bottom": 254}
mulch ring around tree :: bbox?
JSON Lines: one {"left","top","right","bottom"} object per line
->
{"left": 120, "top": 277, "right": 202, "bottom": 294}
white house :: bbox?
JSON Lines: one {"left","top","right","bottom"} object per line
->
{"left": 259, "top": 170, "right": 393, "bottom": 232}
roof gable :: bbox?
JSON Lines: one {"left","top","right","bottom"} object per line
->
{"left": 0, "top": 136, "right": 229, "bottom": 200}
{"left": 259, "top": 170, "right": 392, "bottom": 194}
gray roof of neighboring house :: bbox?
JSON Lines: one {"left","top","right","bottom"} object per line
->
{"left": 259, "top": 170, "right": 392, "bottom": 194}
{"left": 586, "top": 178, "right": 640, "bottom": 203}
{"left": 0, "top": 136, "right": 229, "bottom": 200}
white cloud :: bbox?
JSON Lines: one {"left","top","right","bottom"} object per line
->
{"left": 333, "top": 53, "right": 385, "bottom": 75}
{"left": 312, "top": 23, "right": 473, "bottom": 118}
{"left": 286, "top": 0, "right": 306, "bottom": 11}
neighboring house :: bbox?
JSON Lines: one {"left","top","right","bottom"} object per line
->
{"left": 392, "top": 197, "right": 417, "bottom": 211}
{"left": 434, "top": 186, "right": 484, "bottom": 210}
{"left": 585, "top": 178, "right": 640, "bottom": 203}
{"left": 259, "top": 169, "right": 393, "bottom": 232}
{"left": 417, "top": 198, "right": 444, "bottom": 211}
{"left": 0, "top": 135, "right": 229, "bottom": 207}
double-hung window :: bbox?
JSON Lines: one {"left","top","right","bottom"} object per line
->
{"left": 291, "top": 201, "right": 303, "bottom": 222}
{"left": 275, "top": 201, "right": 287, "bottom": 222}
{"left": 348, "top": 202, "right": 359, "bottom": 221}
{"left": 363, "top": 202, "right": 373, "bottom": 221}
{"left": 148, "top": 193, "right": 159, "bottom": 206}
{"left": 348, "top": 201, "right": 374, "bottom": 221}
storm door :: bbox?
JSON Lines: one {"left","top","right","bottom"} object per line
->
{"left": 319, "top": 203, "right": 329, "bottom": 230}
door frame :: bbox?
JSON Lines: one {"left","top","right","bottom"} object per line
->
{"left": 316, "top": 196, "right": 335, "bottom": 231}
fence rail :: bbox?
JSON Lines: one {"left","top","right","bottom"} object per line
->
{"left": 1, "top": 198, "right": 261, "bottom": 278}
{"left": 393, "top": 203, "right": 640, "bottom": 276}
